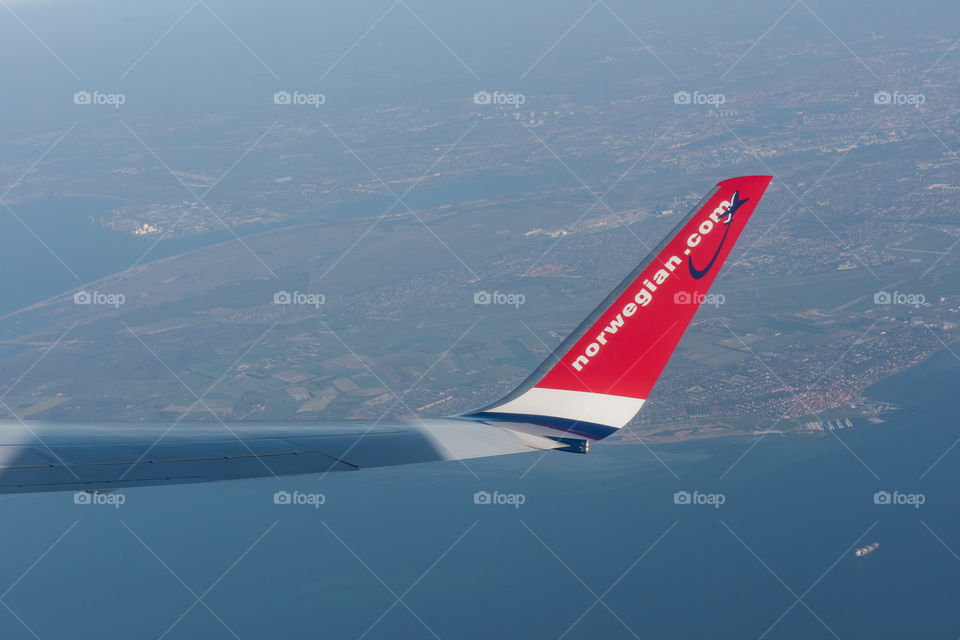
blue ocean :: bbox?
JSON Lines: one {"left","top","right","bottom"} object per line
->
{"left": 0, "top": 346, "right": 956, "bottom": 638}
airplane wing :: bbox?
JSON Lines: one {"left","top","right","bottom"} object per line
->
{"left": 0, "top": 419, "right": 564, "bottom": 494}
{"left": 0, "top": 175, "right": 772, "bottom": 494}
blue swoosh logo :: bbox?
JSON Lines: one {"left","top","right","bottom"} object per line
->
{"left": 688, "top": 191, "right": 749, "bottom": 280}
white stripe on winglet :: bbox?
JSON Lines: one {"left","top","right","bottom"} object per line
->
{"left": 485, "top": 387, "right": 645, "bottom": 429}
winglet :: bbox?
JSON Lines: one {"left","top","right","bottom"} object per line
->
{"left": 465, "top": 175, "right": 773, "bottom": 439}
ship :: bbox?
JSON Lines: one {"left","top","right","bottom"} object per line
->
{"left": 855, "top": 542, "right": 879, "bottom": 558}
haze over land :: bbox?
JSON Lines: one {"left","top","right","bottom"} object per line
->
{"left": 0, "top": 1, "right": 957, "bottom": 445}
